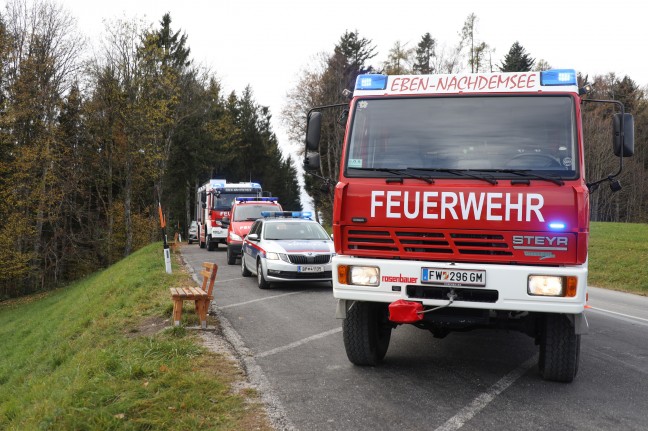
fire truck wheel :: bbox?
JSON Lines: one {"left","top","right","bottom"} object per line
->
{"left": 199, "top": 237, "right": 205, "bottom": 249}
{"left": 207, "top": 235, "right": 215, "bottom": 251}
{"left": 538, "top": 314, "right": 580, "bottom": 383}
{"left": 227, "top": 246, "right": 236, "bottom": 265}
{"left": 257, "top": 260, "right": 270, "bottom": 289}
{"left": 343, "top": 301, "right": 391, "bottom": 366}
{"left": 241, "top": 255, "right": 251, "bottom": 277}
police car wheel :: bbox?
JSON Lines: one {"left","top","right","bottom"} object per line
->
{"left": 257, "top": 260, "right": 270, "bottom": 289}
{"left": 241, "top": 255, "right": 251, "bottom": 277}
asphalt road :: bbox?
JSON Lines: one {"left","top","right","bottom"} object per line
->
{"left": 181, "top": 244, "right": 648, "bottom": 431}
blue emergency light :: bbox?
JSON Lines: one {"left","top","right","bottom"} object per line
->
{"left": 548, "top": 221, "right": 567, "bottom": 230}
{"left": 260, "top": 211, "right": 312, "bottom": 219}
{"left": 540, "top": 69, "right": 577, "bottom": 86}
{"left": 235, "top": 197, "right": 278, "bottom": 203}
{"left": 355, "top": 74, "right": 388, "bottom": 90}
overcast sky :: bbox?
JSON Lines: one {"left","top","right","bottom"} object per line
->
{"left": 50, "top": 0, "right": 648, "bottom": 209}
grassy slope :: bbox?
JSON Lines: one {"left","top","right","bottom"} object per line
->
{"left": 0, "top": 243, "right": 271, "bottom": 431}
{"left": 588, "top": 221, "right": 648, "bottom": 295}
{"left": 0, "top": 222, "right": 645, "bottom": 428}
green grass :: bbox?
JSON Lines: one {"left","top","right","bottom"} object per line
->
{"left": 0, "top": 243, "right": 271, "bottom": 431}
{"left": 589, "top": 221, "right": 648, "bottom": 295}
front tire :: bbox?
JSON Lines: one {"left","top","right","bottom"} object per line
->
{"left": 538, "top": 314, "right": 580, "bottom": 383}
{"left": 207, "top": 235, "right": 215, "bottom": 251}
{"left": 241, "top": 255, "right": 251, "bottom": 277}
{"left": 343, "top": 301, "right": 392, "bottom": 366}
{"left": 257, "top": 260, "right": 270, "bottom": 289}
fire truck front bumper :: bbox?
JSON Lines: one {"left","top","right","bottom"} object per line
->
{"left": 331, "top": 255, "right": 588, "bottom": 315}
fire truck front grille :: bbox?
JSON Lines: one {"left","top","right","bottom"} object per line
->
{"left": 347, "top": 230, "right": 398, "bottom": 251}
{"left": 406, "top": 285, "right": 499, "bottom": 303}
{"left": 344, "top": 228, "right": 514, "bottom": 259}
{"left": 288, "top": 254, "right": 331, "bottom": 264}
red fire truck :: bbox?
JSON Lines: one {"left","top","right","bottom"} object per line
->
{"left": 196, "top": 180, "right": 263, "bottom": 251}
{"left": 304, "top": 69, "right": 634, "bottom": 382}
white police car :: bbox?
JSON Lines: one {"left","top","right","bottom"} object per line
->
{"left": 241, "top": 212, "right": 334, "bottom": 289}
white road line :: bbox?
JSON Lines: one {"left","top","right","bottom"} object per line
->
{"left": 256, "top": 327, "right": 342, "bottom": 359}
{"left": 588, "top": 306, "right": 648, "bottom": 325}
{"left": 218, "top": 291, "right": 304, "bottom": 309}
{"left": 434, "top": 355, "right": 537, "bottom": 431}
{"left": 214, "top": 277, "right": 245, "bottom": 283}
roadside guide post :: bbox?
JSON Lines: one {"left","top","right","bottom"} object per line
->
{"left": 158, "top": 203, "right": 172, "bottom": 274}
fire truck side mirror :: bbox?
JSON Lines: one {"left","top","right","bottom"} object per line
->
{"left": 201, "top": 202, "right": 206, "bottom": 209}
{"left": 306, "top": 111, "right": 322, "bottom": 151}
{"left": 613, "top": 113, "right": 634, "bottom": 157}
{"left": 200, "top": 191, "right": 207, "bottom": 203}
{"left": 304, "top": 152, "right": 320, "bottom": 171}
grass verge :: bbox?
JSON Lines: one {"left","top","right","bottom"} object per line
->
{"left": 0, "top": 243, "right": 272, "bottom": 431}
{"left": 589, "top": 221, "right": 648, "bottom": 295}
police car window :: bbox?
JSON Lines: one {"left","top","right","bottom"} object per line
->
{"left": 250, "top": 220, "right": 261, "bottom": 236}
{"left": 264, "top": 221, "right": 330, "bottom": 240}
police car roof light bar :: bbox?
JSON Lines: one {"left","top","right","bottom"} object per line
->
{"left": 235, "top": 196, "right": 278, "bottom": 203}
{"left": 260, "top": 211, "right": 312, "bottom": 219}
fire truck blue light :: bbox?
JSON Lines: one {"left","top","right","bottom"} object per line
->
{"left": 355, "top": 74, "right": 388, "bottom": 90}
{"left": 549, "top": 222, "right": 566, "bottom": 230}
{"left": 540, "top": 69, "right": 577, "bottom": 86}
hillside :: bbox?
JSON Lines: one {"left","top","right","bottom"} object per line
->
{"left": 0, "top": 243, "right": 271, "bottom": 430}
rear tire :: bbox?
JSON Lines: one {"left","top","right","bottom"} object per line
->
{"left": 538, "top": 314, "right": 580, "bottom": 383}
{"left": 227, "top": 246, "right": 236, "bottom": 265}
{"left": 257, "top": 260, "right": 270, "bottom": 289}
{"left": 343, "top": 301, "right": 392, "bottom": 366}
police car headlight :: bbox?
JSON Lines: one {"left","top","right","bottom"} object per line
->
{"left": 338, "top": 265, "right": 379, "bottom": 286}
{"left": 229, "top": 232, "right": 242, "bottom": 241}
{"left": 266, "top": 252, "right": 280, "bottom": 260}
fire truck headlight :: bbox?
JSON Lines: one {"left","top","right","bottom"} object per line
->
{"left": 345, "top": 266, "right": 380, "bottom": 286}
{"left": 528, "top": 275, "right": 563, "bottom": 296}
{"left": 229, "top": 232, "right": 242, "bottom": 241}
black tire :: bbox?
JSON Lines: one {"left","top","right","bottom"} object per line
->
{"left": 343, "top": 301, "right": 392, "bottom": 366}
{"left": 188, "top": 239, "right": 193, "bottom": 245}
{"left": 257, "top": 260, "right": 270, "bottom": 289}
{"left": 227, "top": 246, "right": 236, "bottom": 265}
{"left": 241, "top": 255, "right": 251, "bottom": 277}
{"left": 207, "top": 235, "right": 215, "bottom": 251}
{"left": 538, "top": 314, "right": 580, "bottom": 383}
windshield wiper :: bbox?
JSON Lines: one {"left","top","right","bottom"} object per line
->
{"left": 485, "top": 169, "right": 565, "bottom": 186}
{"left": 406, "top": 167, "right": 498, "bottom": 185}
{"left": 349, "top": 167, "right": 434, "bottom": 184}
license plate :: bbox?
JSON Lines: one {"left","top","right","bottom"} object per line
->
{"left": 298, "top": 265, "right": 324, "bottom": 273}
{"left": 421, "top": 268, "right": 486, "bottom": 287}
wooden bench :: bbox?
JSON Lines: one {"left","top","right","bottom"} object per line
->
{"left": 170, "top": 262, "right": 218, "bottom": 328}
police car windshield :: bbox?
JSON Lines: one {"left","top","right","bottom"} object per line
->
{"left": 346, "top": 95, "right": 577, "bottom": 179}
{"left": 263, "top": 221, "right": 330, "bottom": 241}
{"left": 234, "top": 204, "right": 281, "bottom": 222}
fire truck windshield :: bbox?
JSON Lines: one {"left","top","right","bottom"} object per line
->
{"left": 346, "top": 95, "right": 577, "bottom": 179}
{"left": 212, "top": 192, "right": 258, "bottom": 211}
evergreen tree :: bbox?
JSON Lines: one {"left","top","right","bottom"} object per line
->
{"left": 499, "top": 41, "right": 535, "bottom": 72}
{"left": 413, "top": 32, "right": 436, "bottom": 74}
